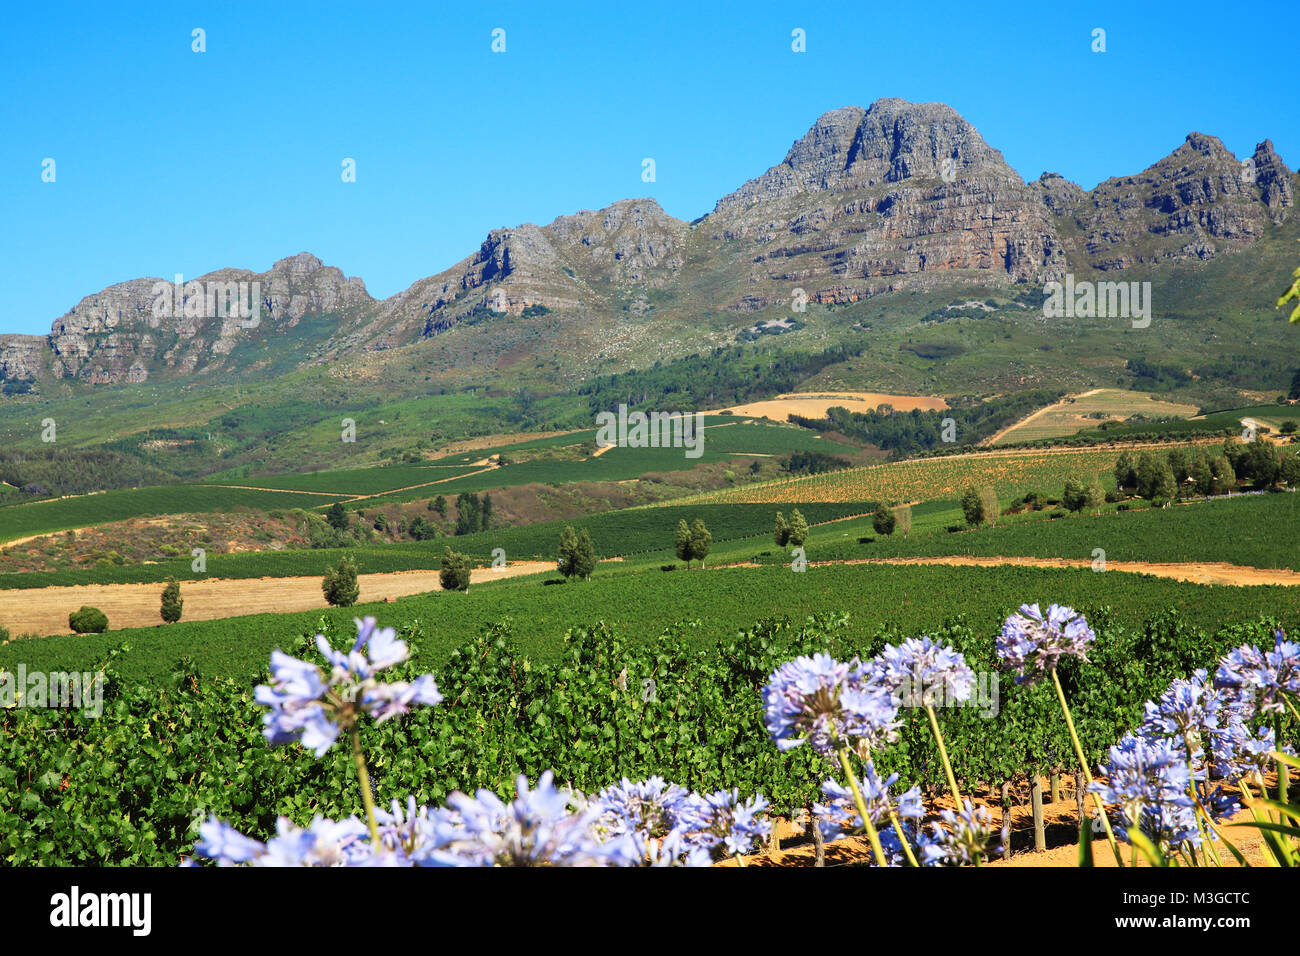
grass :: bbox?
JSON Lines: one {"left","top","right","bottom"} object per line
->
{"left": 991, "top": 388, "right": 1199, "bottom": 445}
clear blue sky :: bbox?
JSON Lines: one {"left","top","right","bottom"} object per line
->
{"left": 1, "top": 0, "right": 1293, "bottom": 335}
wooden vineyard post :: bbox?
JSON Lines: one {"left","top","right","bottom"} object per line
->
{"left": 1075, "top": 773, "right": 1087, "bottom": 840}
{"left": 805, "top": 806, "right": 825, "bottom": 867}
{"left": 1030, "top": 775, "right": 1046, "bottom": 852}
{"left": 1000, "top": 782, "right": 1011, "bottom": 855}
{"left": 1049, "top": 771, "right": 1060, "bottom": 803}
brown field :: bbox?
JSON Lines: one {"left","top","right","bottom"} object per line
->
{"left": 721, "top": 391, "right": 949, "bottom": 422}
{"left": 988, "top": 388, "right": 1199, "bottom": 446}
{"left": 0, "top": 562, "right": 552, "bottom": 637}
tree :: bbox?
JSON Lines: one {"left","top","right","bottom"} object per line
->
{"left": 773, "top": 512, "right": 790, "bottom": 547}
{"left": 979, "top": 486, "right": 999, "bottom": 526}
{"left": 872, "top": 501, "right": 896, "bottom": 536}
{"left": 1166, "top": 447, "right": 1191, "bottom": 484}
{"left": 895, "top": 504, "right": 912, "bottom": 539}
{"left": 1062, "top": 477, "right": 1087, "bottom": 513}
{"left": 160, "top": 579, "right": 183, "bottom": 624}
{"left": 961, "top": 487, "right": 985, "bottom": 526}
{"left": 326, "top": 502, "right": 349, "bottom": 532}
{"left": 1084, "top": 481, "right": 1105, "bottom": 517}
{"left": 1210, "top": 455, "right": 1236, "bottom": 495}
{"left": 323, "top": 556, "right": 360, "bottom": 607}
{"left": 557, "top": 525, "right": 579, "bottom": 579}
{"left": 674, "top": 519, "right": 692, "bottom": 566}
{"left": 1190, "top": 454, "right": 1214, "bottom": 496}
{"left": 1114, "top": 451, "right": 1138, "bottom": 493}
{"left": 689, "top": 519, "right": 712, "bottom": 569}
{"left": 69, "top": 606, "right": 108, "bottom": 634}
{"left": 1137, "top": 454, "right": 1176, "bottom": 507}
{"left": 439, "top": 548, "right": 471, "bottom": 592}
{"left": 455, "top": 493, "right": 481, "bottom": 535}
{"left": 573, "top": 529, "right": 597, "bottom": 581}
{"left": 432, "top": 495, "right": 447, "bottom": 517}
{"left": 1242, "top": 441, "right": 1281, "bottom": 489}
{"left": 1280, "top": 453, "right": 1300, "bottom": 487}
{"left": 786, "top": 509, "right": 809, "bottom": 547}
{"left": 481, "top": 493, "right": 493, "bottom": 531}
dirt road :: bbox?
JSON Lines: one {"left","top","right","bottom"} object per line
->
{"left": 0, "top": 561, "right": 553, "bottom": 637}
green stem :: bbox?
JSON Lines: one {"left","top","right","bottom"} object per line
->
{"left": 350, "top": 724, "right": 381, "bottom": 847}
{"left": 1276, "top": 716, "right": 1289, "bottom": 804}
{"left": 924, "top": 704, "right": 963, "bottom": 806}
{"left": 888, "top": 810, "right": 919, "bottom": 867}
{"left": 837, "top": 747, "right": 888, "bottom": 867}
{"left": 1050, "top": 668, "right": 1124, "bottom": 867}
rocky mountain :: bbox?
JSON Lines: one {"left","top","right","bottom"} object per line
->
{"left": 2, "top": 99, "right": 1293, "bottom": 388}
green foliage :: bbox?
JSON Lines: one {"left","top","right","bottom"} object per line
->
{"left": 688, "top": 519, "right": 712, "bottom": 568}
{"left": 68, "top": 606, "right": 109, "bottom": 634}
{"left": 326, "top": 502, "right": 349, "bottom": 531}
{"left": 674, "top": 519, "right": 692, "bottom": 565}
{"left": 786, "top": 509, "right": 809, "bottom": 547}
{"left": 160, "top": 580, "right": 183, "bottom": 625}
{"left": 961, "top": 487, "right": 986, "bottom": 526}
{"left": 773, "top": 512, "right": 790, "bottom": 547}
{"left": 1062, "top": 477, "right": 1087, "bottom": 513}
{"left": 781, "top": 450, "right": 851, "bottom": 476}
{"left": 322, "top": 557, "right": 360, "bottom": 608}
{"left": 872, "top": 502, "right": 896, "bottom": 536}
{"left": 439, "top": 548, "right": 470, "bottom": 592}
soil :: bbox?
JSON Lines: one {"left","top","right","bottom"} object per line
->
{"left": 0, "top": 561, "right": 553, "bottom": 636}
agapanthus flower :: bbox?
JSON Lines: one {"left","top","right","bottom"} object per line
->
{"left": 194, "top": 814, "right": 379, "bottom": 866}
{"left": 762, "top": 653, "right": 899, "bottom": 755}
{"left": 813, "top": 761, "right": 925, "bottom": 863}
{"left": 674, "top": 788, "right": 772, "bottom": 859}
{"left": 869, "top": 636, "right": 975, "bottom": 707}
{"left": 922, "top": 800, "right": 1005, "bottom": 866}
{"left": 255, "top": 617, "right": 442, "bottom": 756}
{"left": 1214, "top": 630, "right": 1300, "bottom": 717}
{"left": 594, "top": 776, "right": 691, "bottom": 840}
{"left": 1090, "top": 732, "right": 1199, "bottom": 850}
{"left": 997, "top": 603, "right": 1095, "bottom": 684}
{"left": 416, "top": 771, "right": 639, "bottom": 867}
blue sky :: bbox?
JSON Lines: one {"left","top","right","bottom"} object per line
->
{"left": 1, "top": 0, "right": 1293, "bottom": 335}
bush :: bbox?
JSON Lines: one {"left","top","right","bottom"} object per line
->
{"left": 68, "top": 606, "right": 109, "bottom": 634}
{"left": 160, "top": 580, "right": 183, "bottom": 624}
{"left": 858, "top": 536, "right": 875, "bottom": 544}
{"left": 659, "top": 564, "right": 677, "bottom": 572}
{"left": 322, "top": 557, "right": 361, "bottom": 607}
{"left": 439, "top": 548, "right": 471, "bottom": 592}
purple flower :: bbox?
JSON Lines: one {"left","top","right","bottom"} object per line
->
{"left": 923, "top": 800, "right": 1004, "bottom": 866}
{"left": 869, "top": 636, "right": 975, "bottom": 707}
{"left": 674, "top": 789, "right": 772, "bottom": 859}
{"left": 594, "top": 776, "right": 690, "bottom": 840}
{"left": 1214, "top": 630, "right": 1300, "bottom": 717}
{"left": 254, "top": 617, "right": 442, "bottom": 756}
{"left": 762, "top": 653, "right": 899, "bottom": 755}
{"left": 813, "top": 761, "right": 924, "bottom": 858}
{"left": 1090, "top": 732, "right": 1198, "bottom": 849}
{"left": 997, "top": 603, "right": 1095, "bottom": 684}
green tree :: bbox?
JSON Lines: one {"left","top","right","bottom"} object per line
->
{"left": 1280, "top": 453, "right": 1300, "bottom": 487}
{"left": 1113, "top": 451, "right": 1138, "bottom": 493}
{"left": 1209, "top": 455, "right": 1236, "bottom": 495}
{"left": 1084, "top": 480, "right": 1105, "bottom": 517}
{"left": 1062, "top": 477, "right": 1087, "bottom": 513}
{"left": 773, "top": 512, "right": 790, "bottom": 547}
{"left": 432, "top": 495, "right": 447, "bottom": 517}
{"left": 895, "top": 504, "right": 912, "bottom": 539}
{"left": 160, "top": 579, "right": 183, "bottom": 624}
{"left": 960, "top": 487, "right": 985, "bottom": 526}
{"left": 786, "top": 509, "right": 809, "bottom": 547}
{"left": 69, "top": 606, "right": 108, "bottom": 634}
{"left": 979, "top": 486, "right": 999, "bottom": 527}
{"left": 573, "top": 529, "right": 597, "bottom": 581}
{"left": 557, "top": 525, "right": 579, "bottom": 579}
{"left": 439, "top": 548, "right": 471, "bottom": 592}
{"left": 1190, "top": 454, "right": 1213, "bottom": 496}
{"left": 688, "top": 518, "right": 712, "bottom": 569}
{"left": 326, "top": 502, "right": 349, "bottom": 532}
{"left": 322, "top": 556, "right": 360, "bottom": 607}
{"left": 872, "top": 501, "right": 896, "bottom": 536}
{"left": 674, "top": 519, "right": 692, "bottom": 566}
{"left": 481, "top": 493, "right": 493, "bottom": 531}
{"left": 1138, "top": 455, "right": 1177, "bottom": 507}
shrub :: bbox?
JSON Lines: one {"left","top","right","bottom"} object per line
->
{"left": 68, "top": 606, "right": 109, "bottom": 634}
{"left": 322, "top": 557, "right": 361, "bottom": 607}
{"left": 659, "top": 564, "right": 677, "bottom": 572}
{"left": 160, "top": 580, "right": 183, "bottom": 624}
{"left": 439, "top": 548, "right": 471, "bottom": 592}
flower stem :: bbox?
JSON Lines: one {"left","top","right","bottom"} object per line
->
{"left": 888, "top": 810, "right": 919, "bottom": 867}
{"left": 350, "top": 724, "right": 381, "bottom": 846}
{"left": 924, "top": 704, "right": 963, "bottom": 806}
{"left": 1050, "top": 668, "right": 1124, "bottom": 867}
{"left": 837, "top": 747, "right": 888, "bottom": 867}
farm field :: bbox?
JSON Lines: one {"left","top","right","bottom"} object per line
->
{"left": 720, "top": 391, "right": 949, "bottom": 421}
{"left": 987, "top": 388, "right": 1199, "bottom": 445}
{"left": 6, "top": 561, "right": 1298, "bottom": 687}
{"left": 0, "top": 484, "right": 341, "bottom": 545}
{"left": 675, "top": 442, "right": 1212, "bottom": 505}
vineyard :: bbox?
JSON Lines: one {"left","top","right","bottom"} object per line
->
{"left": 681, "top": 442, "right": 1212, "bottom": 505}
{"left": 2, "top": 604, "right": 1291, "bottom": 866}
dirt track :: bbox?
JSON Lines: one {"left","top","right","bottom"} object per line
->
{"left": 0, "top": 561, "right": 553, "bottom": 637}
